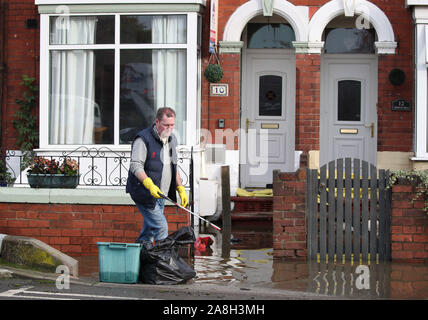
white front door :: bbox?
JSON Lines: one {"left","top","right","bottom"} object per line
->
{"left": 320, "top": 55, "right": 378, "bottom": 166}
{"left": 240, "top": 50, "right": 295, "bottom": 188}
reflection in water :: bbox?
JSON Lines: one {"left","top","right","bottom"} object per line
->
{"left": 77, "top": 226, "right": 428, "bottom": 299}
{"left": 193, "top": 254, "right": 243, "bottom": 284}
{"left": 192, "top": 233, "right": 428, "bottom": 299}
{"left": 301, "top": 261, "right": 389, "bottom": 298}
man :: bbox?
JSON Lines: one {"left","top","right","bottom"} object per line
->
{"left": 126, "top": 107, "right": 188, "bottom": 243}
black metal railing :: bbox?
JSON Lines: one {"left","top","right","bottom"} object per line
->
{"left": 1, "top": 146, "right": 193, "bottom": 190}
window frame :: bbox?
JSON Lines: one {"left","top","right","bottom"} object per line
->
{"left": 412, "top": 23, "right": 428, "bottom": 159}
{"left": 333, "top": 77, "right": 365, "bottom": 127}
{"left": 39, "top": 11, "right": 200, "bottom": 151}
{"left": 336, "top": 79, "right": 362, "bottom": 122}
{"left": 323, "top": 27, "right": 376, "bottom": 54}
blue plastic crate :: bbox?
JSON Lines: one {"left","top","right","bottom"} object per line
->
{"left": 97, "top": 242, "right": 142, "bottom": 284}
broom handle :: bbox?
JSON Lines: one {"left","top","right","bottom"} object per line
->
{"left": 158, "top": 193, "right": 222, "bottom": 231}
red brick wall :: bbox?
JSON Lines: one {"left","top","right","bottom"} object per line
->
{"left": 0, "top": 0, "right": 415, "bottom": 153}
{"left": 272, "top": 169, "right": 307, "bottom": 259}
{"left": 390, "top": 264, "right": 428, "bottom": 298}
{"left": 0, "top": 203, "right": 189, "bottom": 256}
{"left": 217, "top": 0, "right": 247, "bottom": 41}
{"left": 201, "top": 53, "right": 241, "bottom": 150}
{"left": 375, "top": 0, "right": 414, "bottom": 152}
{"left": 391, "top": 183, "right": 428, "bottom": 263}
{"left": 206, "top": 0, "right": 414, "bottom": 153}
{"left": 273, "top": 168, "right": 428, "bottom": 263}
{"left": 1, "top": 0, "right": 40, "bottom": 151}
{"left": 295, "top": 54, "right": 320, "bottom": 152}
{"left": 272, "top": 154, "right": 307, "bottom": 259}
{"left": 294, "top": 1, "right": 414, "bottom": 152}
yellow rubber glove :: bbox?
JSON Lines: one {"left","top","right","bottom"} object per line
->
{"left": 142, "top": 177, "right": 162, "bottom": 199}
{"left": 176, "top": 185, "right": 188, "bottom": 208}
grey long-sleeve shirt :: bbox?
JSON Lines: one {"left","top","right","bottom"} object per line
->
{"left": 129, "top": 136, "right": 172, "bottom": 195}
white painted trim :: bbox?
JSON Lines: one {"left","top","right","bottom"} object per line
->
{"left": 38, "top": 11, "right": 199, "bottom": 149}
{"left": 39, "top": 14, "right": 49, "bottom": 149}
{"left": 0, "top": 187, "right": 134, "bottom": 205}
{"left": 187, "top": 12, "right": 198, "bottom": 146}
{"left": 412, "top": 7, "right": 428, "bottom": 158}
{"left": 309, "top": 0, "right": 396, "bottom": 53}
{"left": 406, "top": 0, "right": 428, "bottom": 6}
{"left": 413, "top": 6, "right": 428, "bottom": 23}
{"left": 223, "top": 0, "right": 395, "bottom": 55}
{"left": 426, "top": 24, "right": 428, "bottom": 64}
{"left": 292, "top": 41, "right": 324, "bottom": 54}
{"left": 223, "top": 0, "right": 308, "bottom": 43}
{"left": 240, "top": 49, "right": 296, "bottom": 186}
{"left": 320, "top": 54, "right": 378, "bottom": 166}
{"left": 411, "top": 156, "right": 428, "bottom": 161}
{"left": 218, "top": 41, "right": 244, "bottom": 54}
{"left": 114, "top": 14, "right": 121, "bottom": 145}
{"left": 374, "top": 41, "right": 397, "bottom": 55}
{"left": 35, "top": 0, "right": 206, "bottom": 5}
{"left": 414, "top": 23, "right": 428, "bottom": 158}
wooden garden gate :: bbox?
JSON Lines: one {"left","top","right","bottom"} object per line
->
{"left": 306, "top": 158, "right": 392, "bottom": 262}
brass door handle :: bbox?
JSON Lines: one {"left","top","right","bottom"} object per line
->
{"left": 364, "top": 122, "right": 374, "bottom": 138}
{"left": 246, "top": 118, "right": 255, "bottom": 133}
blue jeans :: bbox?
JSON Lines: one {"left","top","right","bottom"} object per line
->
{"left": 136, "top": 199, "right": 168, "bottom": 243}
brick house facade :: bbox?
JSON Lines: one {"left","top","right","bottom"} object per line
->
{"left": 0, "top": 0, "right": 427, "bottom": 257}
{"left": 1, "top": 0, "right": 40, "bottom": 151}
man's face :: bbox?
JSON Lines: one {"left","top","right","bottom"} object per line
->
{"left": 155, "top": 114, "right": 175, "bottom": 139}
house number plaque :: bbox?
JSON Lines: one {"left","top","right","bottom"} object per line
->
{"left": 391, "top": 99, "right": 411, "bottom": 112}
{"left": 210, "top": 84, "right": 228, "bottom": 96}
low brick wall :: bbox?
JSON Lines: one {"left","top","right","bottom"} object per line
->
{"left": 273, "top": 168, "right": 428, "bottom": 263}
{"left": 390, "top": 263, "right": 428, "bottom": 298}
{"left": 0, "top": 202, "right": 188, "bottom": 256}
{"left": 272, "top": 168, "right": 307, "bottom": 259}
{"left": 391, "top": 183, "right": 428, "bottom": 263}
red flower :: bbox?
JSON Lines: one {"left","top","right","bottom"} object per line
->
{"left": 28, "top": 156, "right": 78, "bottom": 176}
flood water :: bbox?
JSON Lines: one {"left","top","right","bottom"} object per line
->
{"left": 191, "top": 224, "right": 428, "bottom": 299}
{"left": 192, "top": 246, "right": 428, "bottom": 299}
{"left": 77, "top": 224, "right": 428, "bottom": 300}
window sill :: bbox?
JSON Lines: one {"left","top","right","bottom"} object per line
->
{"left": 0, "top": 187, "right": 135, "bottom": 205}
{"left": 410, "top": 157, "right": 428, "bottom": 161}
{"left": 33, "top": 146, "right": 131, "bottom": 153}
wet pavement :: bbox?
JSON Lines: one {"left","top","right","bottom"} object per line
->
{"left": 75, "top": 226, "right": 428, "bottom": 300}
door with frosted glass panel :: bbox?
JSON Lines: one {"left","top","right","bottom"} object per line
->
{"left": 241, "top": 51, "right": 295, "bottom": 188}
{"left": 320, "top": 56, "right": 377, "bottom": 166}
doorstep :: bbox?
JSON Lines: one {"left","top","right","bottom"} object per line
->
{"left": 230, "top": 196, "right": 273, "bottom": 213}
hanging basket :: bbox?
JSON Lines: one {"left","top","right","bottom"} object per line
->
{"left": 204, "top": 63, "right": 223, "bottom": 83}
{"left": 204, "top": 49, "right": 223, "bottom": 83}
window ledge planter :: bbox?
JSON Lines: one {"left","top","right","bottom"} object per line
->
{"left": 27, "top": 174, "right": 79, "bottom": 189}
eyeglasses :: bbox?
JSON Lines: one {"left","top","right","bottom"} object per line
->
{"left": 159, "top": 122, "right": 175, "bottom": 128}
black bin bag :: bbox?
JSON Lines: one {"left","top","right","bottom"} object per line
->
{"left": 139, "top": 226, "right": 196, "bottom": 285}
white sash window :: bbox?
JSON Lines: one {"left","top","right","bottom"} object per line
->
{"left": 412, "top": 9, "right": 428, "bottom": 160}
{"left": 38, "top": 4, "right": 202, "bottom": 150}
{"left": 50, "top": 17, "right": 98, "bottom": 145}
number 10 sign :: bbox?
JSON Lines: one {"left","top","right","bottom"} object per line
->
{"left": 210, "top": 84, "right": 228, "bottom": 96}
